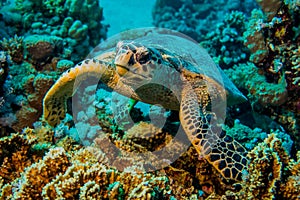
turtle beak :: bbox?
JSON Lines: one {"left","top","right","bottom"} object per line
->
{"left": 115, "top": 48, "right": 134, "bottom": 76}
{"left": 116, "top": 65, "right": 129, "bottom": 76}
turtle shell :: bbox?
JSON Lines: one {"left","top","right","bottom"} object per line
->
{"left": 88, "top": 28, "right": 246, "bottom": 106}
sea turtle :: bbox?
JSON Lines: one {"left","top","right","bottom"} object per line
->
{"left": 43, "top": 31, "right": 248, "bottom": 181}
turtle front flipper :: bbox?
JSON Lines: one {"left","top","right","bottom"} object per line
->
{"left": 43, "top": 59, "right": 120, "bottom": 127}
{"left": 179, "top": 81, "right": 248, "bottom": 181}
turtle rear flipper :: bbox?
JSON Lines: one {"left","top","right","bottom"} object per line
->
{"left": 179, "top": 81, "right": 248, "bottom": 181}
{"left": 43, "top": 59, "right": 118, "bottom": 126}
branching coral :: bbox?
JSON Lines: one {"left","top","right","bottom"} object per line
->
{"left": 1, "top": 146, "right": 171, "bottom": 199}
{"left": 226, "top": 62, "right": 288, "bottom": 106}
{"left": 10, "top": 147, "right": 70, "bottom": 199}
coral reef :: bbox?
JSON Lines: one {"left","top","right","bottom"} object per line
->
{"left": 225, "top": 134, "right": 300, "bottom": 200}
{"left": 0, "top": 0, "right": 107, "bottom": 133}
{"left": 2, "top": 126, "right": 298, "bottom": 199}
{"left": 0, "top": 0, "right": 300, "bottom": 199}
{"left": 152, "top": 0, "right": 258, "bottom": 41}
{"left": 0, "top": 0, "right": 107, "bottom": 62}
{"left": 200, "top": 11, "right": 250, "bottom": 68}
{"left": 225, "top": 62, "right": 299, "bottom": 147}
{"left": 0, "top": 59, "right": 57, "bottom": 132}
{"left": 243, "top": 1, "right": 300, "bottom": 111}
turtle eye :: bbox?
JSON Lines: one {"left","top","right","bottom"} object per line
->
{"left": 137, "top": 52, "right": 150, "bottom": 64}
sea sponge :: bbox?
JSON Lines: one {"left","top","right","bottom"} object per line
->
{"left": 11, "top": 105, "right": 39, "bottom": 132}
{"left": 11, "top": 73, "right": 54, "bottom": 132}
{"left": 123, "top": 121, "right": 166, "bottom": 151}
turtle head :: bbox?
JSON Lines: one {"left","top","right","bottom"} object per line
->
{"left": 114, "top": 41, "right": 163, "bottom": 80}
